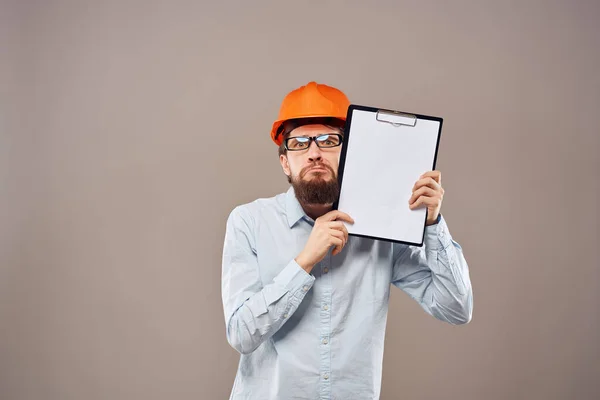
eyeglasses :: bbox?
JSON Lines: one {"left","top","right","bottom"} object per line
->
{"left": 284, "top": 133, "right": 343, "bottom": 151}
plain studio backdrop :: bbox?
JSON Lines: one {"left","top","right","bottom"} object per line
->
{"left": 1, "top": 1, "right": 599, "bottom": 399}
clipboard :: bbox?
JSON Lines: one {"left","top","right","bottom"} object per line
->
{"left": 332, "top": 104, "right": 443, "bottom": 247}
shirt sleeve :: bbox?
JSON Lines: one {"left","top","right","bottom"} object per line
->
{"left": 391, "top": 214, "right": 473, "bottom": 325}
{"left": 221, "top": 206, "right": 316, "bottom": 354}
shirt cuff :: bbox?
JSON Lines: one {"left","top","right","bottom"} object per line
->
{"left": 273, "top": 259, "right": 315, "bottom": 293}
{"left": 261, "top": 260, "right": 315, "bottom": 308}
{"left": 424, "top": 214, "right": 453, "bottom": 251}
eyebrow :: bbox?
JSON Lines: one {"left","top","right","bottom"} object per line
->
{"left": 289, "top": 133, "right": 340, "bottom": 138}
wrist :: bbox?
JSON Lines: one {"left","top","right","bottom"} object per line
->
{"left": 426, "top": 214, "right": 441, "bottom": 226}
{"left": 295, "top": 253, "right": 315, "bottom": 273}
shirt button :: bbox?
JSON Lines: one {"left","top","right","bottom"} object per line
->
{"left": 322, "top": 338, "right": 328, "bottom": 344}
{"left": 323, "top": 373, "right": 329, "bottom": 380}
{"left": 303, "top": 285, "right": 309, "bottom": 292}
{"left": 323, "top": 304, "right": 329, "bottom": 311}
{"left": 323, "top": 267, "right": 329, "bottom": 273}
{"left": 284, "top": 313, "right": 288, "bottom": 318}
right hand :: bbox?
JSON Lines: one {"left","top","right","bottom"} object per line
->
{"left": 295, "top": 210, "right": 354, "bottom": 272}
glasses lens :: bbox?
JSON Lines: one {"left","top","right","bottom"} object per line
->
{"left": 316, "top": 134, "right": 341, "bottom": 148}
{"left": 286, "top": 137, "right": 310, "bottom": 150}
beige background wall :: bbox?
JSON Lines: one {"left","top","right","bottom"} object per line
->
{"left": 1, "top": 0, "right": 599, "bottom": 399}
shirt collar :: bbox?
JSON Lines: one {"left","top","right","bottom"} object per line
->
{"left": 285, "top": 186, "right": 307, "bottom": 227}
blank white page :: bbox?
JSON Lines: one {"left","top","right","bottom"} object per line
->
{"left": 336, "top": 108, "right": 441, "bottom": 246}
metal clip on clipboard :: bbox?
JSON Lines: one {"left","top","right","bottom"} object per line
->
{"left": 376, "top": 110, "right": 417, "bottom": 127}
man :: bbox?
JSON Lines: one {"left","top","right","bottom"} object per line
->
{"left": 221, "top": 81, "right": 473, "bottom": 400}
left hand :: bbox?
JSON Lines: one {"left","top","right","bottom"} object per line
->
{"left": 408, "top": 170, "right": 444, "bottom": 225}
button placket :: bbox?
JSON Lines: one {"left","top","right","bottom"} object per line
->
{"left": 318, "top": 253, "right": 332, "bottom": 398}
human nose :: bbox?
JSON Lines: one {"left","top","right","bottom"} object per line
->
{"left": 307, "top": 138, "right": 323, "bottom": 161}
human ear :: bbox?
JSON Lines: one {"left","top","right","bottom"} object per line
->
{"left": 279, "top": 154, "right": 291, "bottom": 177}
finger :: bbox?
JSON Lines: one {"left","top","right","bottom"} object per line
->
{"left": 327, "top": 221, "right": 350, "bottom": 231}
{"left": 408, "top": 186, "right": 437, "bottom": 205}
{"left": 409, "top": 195, "right": 441, "bottom": 210}
{"left": 320, "top": 210, "right": 355, "bottom": 224}
{"left": 328, "top": 222, "right": 349, "bottom": 243}
{"left": 329, "top": 229, "right": 346, "bottom": 246}
{"left": 330, "top": 237, "right": 344, "bottom": 255}
{"left": 420, "top": 170, "right": 441, "bottom": 185}
{"left": 413, "top": 177, "right": 441, "bottom": 191}
{"left": 332, "top": 246, "right": 341, "bottom": 256}
{"left": 339, "top": 223, "right": 349, "bottom": 243}
{"left": 413, "top": 177, "right": 441, "bottom": 192}
{"left": 330, "top": 229, "right": 348, "bottom": 252}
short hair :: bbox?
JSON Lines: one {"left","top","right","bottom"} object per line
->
{"left": 277, "top": 117, "right": 345, "bottom": 157}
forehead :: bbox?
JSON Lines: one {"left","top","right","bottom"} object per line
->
{"left": 288, "top": 124, "right": 336, "bottom": 137}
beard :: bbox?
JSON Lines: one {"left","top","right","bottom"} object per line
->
{"left": 290, "top": 163, "right": 340, "bottom": 205}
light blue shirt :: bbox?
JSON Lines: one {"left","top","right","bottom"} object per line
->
{"left": 221, "top": 187, "right": 473, "bottom": 400}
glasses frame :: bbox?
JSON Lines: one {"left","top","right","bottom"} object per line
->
{"left": 283, "top": 133, "right": 344, "bottom": 152}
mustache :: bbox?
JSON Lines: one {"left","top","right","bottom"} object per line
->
{"left": 300, "top": 162, "right": 335, "bottom": 178}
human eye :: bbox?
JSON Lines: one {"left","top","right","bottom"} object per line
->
{"left": 290, "top": 137, "right": 309, "bottom": 149}
{"left": 317, "top": 134, "right": 339, "bottom": 146}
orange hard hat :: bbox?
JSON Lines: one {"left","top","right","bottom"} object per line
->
{"left": 270, "top": 81, "right": 350, "bottom": 146}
